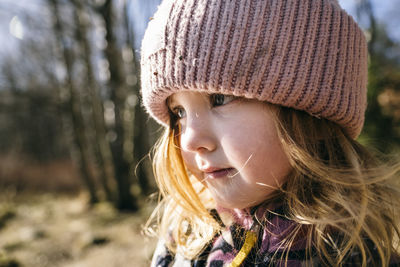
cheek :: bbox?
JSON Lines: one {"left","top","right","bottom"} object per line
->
{"left": 248, "top": 142, "right": 291, "bottom": 185}
{"left": 180, "top": 150, "right": 192, "bottom": 166}
{"left": 180, "top": 150, "right": 200, "bottom": 176}
{"left": 224, "top": 124, "right": 291, "bottom": 184}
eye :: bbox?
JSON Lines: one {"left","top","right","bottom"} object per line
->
{"left": 210, "top": 94, "right": 236, "bottom": 107}
{"left": 172, "top": 106, "right": 186, "bottom": 119}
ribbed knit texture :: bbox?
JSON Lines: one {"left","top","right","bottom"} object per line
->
{"left": 140, "top": 0, "right": 368, "bottom": 139}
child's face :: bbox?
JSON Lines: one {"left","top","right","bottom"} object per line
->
{"left": 168, "top": 91, "right": 292, "bottom": 209}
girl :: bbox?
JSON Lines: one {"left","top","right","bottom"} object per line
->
{"left": 140, "top": 0, "right": 400, "bottom": 266}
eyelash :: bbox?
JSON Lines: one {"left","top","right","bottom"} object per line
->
{"left": 210, "top": 94, "right": 236, "bottom": 107}
{"left": 170, "top": 94, "right": 237, "bottom": 120}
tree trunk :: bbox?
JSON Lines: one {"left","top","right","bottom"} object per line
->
{"left": 123, "top": 0, "right": 154, "bottom": 195}
{"left": 356, "top": 0, "right": 377, "bottom": 56}
{"left": 48, "top": 0, "right": 99, "bottom": 204}
{"left": 97, "top": 0, "right": 138, "bottom": 211}
{"left": 71, "top": 0, "right": 117, "bottom": 203}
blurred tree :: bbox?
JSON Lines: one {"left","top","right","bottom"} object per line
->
{"left": 48, "top": 0, "right": 99, "bottom": 203}
{"left": 0, "top": 0, "right": 156, "bottom": 211}
{"left": 356, "top": 0, "right": 400, "bottom": 152}
{"left": 124, "top": 1, "right": 153, "bottom": 196}
{"left": 0, "top": 63, "right": 65, "bottom": 162}
{"left": 71, "top": 0, "right": 117, "bottom": 203}
{"left": 90, "top": 0, "right": 138, "bottom": 210}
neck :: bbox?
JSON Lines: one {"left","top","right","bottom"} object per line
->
{"left": 216, "top": 201, "right": 282, "bottom": 230}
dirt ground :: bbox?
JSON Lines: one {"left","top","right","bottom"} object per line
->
{"left": 0, "top": 191, "right": 157, "bottom": 267}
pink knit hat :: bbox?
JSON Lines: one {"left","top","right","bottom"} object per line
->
{"left": 140, "top": 0, "right": 368, "bottom": 138}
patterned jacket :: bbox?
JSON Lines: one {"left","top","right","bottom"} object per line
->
{"left": 151, "top": 204, "right": 400, "bottom": 267}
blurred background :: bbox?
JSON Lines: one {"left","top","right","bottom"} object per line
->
{"left": 0, "top": 0, "right": 399, "bottom": 266}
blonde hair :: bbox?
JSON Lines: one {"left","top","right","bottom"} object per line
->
{"left": 146, "top": 104, "right": 400, "bottom": 266}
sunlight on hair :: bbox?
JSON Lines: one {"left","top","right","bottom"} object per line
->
{"left": 255, "top": 182, "right": 277, "bottom": 189}
{"left": 227, "top": 154, "right": 253, "bottom": 178}
{"left": 255, "top": 172, "right": 284, "bottom": 190}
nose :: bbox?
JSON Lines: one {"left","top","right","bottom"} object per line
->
{"left": 179, "top": 112, "right": 217, "bottom": 153}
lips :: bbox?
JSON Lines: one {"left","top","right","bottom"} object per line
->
{"left": 203, "top": 167, "right": 235, "bottom": 179}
